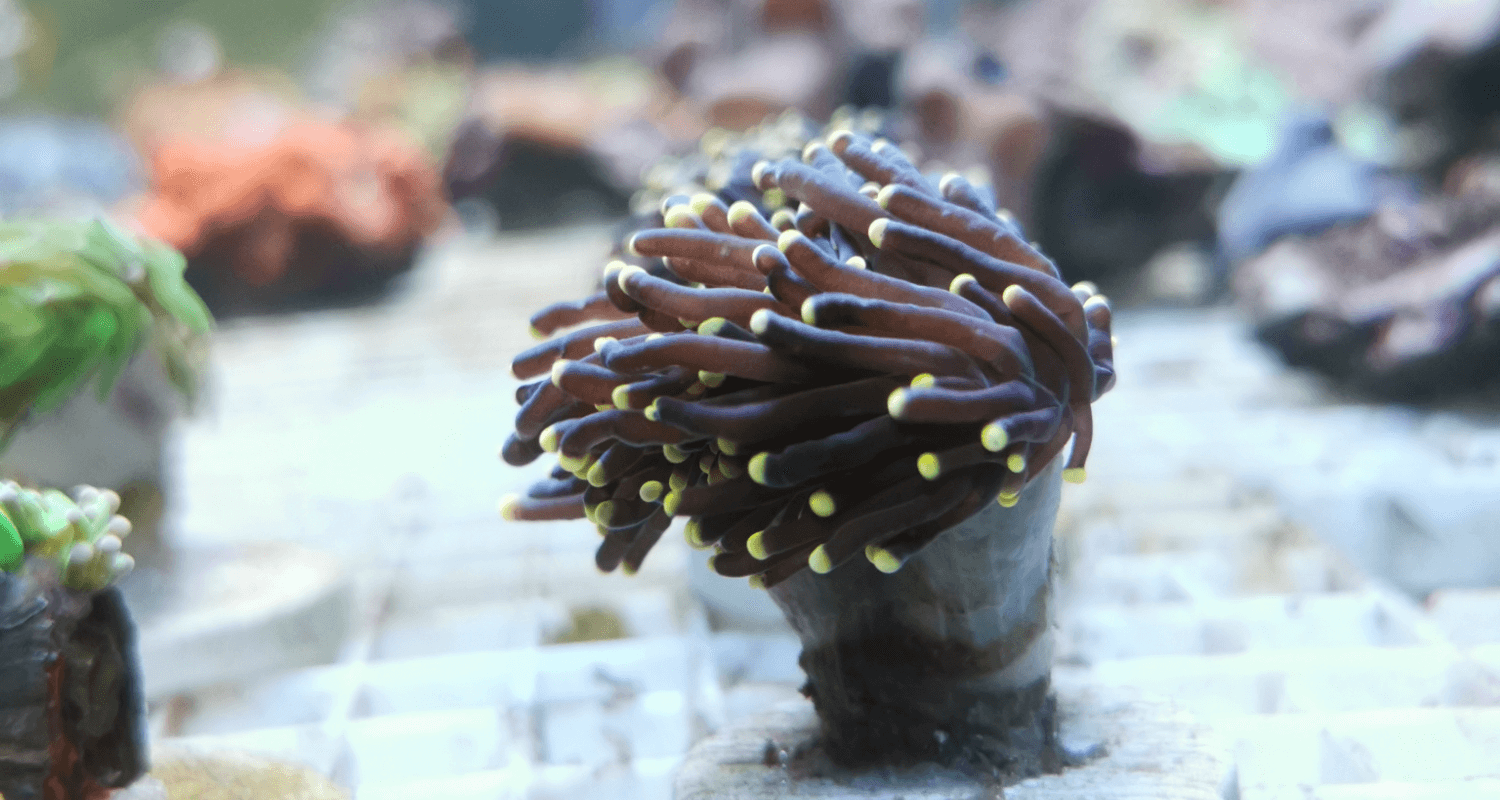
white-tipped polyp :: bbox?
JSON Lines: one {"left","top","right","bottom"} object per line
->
{"left": 751, "top": 160, "right": 772, "bottom": 187}
{"left": 868, "top": 218, "right": 889, "bottom": 247}
{"left": 105, "top": 516, "right": 132, "bottom": 537}
{"left": 68, "top": 542, "right": 93, "bottom": 565}
{"left": 749, "top": 308, "right": 773, "bottom": 335}
{"left": 617, "top": 264, "right": 647, "bottom": 291}
{"left": 800, "top": 297, "right": 818, "bottom": 326}
{"left": 727, "top": 201, "right": 755, "bottom": 224}
{"left": 949, "top": 273, "right": 977, "bottom": 294}
{"left": 887, "top": 388, "right": 908, "bottom": 419}
{"left": 876, "top": 184, "right": 898, "bottom": 209}
{"left": 938, "top": 172, "right": 962, "bottom": 194}
{"left": 776, "top": 228, "right": 802, "bottom": 252}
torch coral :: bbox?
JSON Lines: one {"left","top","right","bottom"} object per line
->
{"left": 502, "top": 116, "right": 1115, "bottom": 586}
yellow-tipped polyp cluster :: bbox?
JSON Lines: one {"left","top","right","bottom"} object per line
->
{"left": 500, "top": 114, "right": 1114, "bottom": 586}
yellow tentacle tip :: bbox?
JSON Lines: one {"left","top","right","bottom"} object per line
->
{"left": 949, "top": 273, "right": 978, "bottom": 294}
{"left": 777, "top": 228, "right": 803, "bottom": 252}
{"left": 587, "top": 461, "right": 609, "bottom": 487}
{"left": 917, "top": 453, "right": 941, "bottom": 481}
{"left": 593, "top": 501, "right": 615, "bottom": 527}
{"left": 748, "top": 453, "right": 770, "bottom": 485}
{"left": 751, "top": 159, "right": 772, "bottom": 187}
{"left": 875, "top": 184, "right": 898, "bottom": 209}
{"left": 910, "top": 373, "right": 936, "bottom": 389}
{"left": 698, "top": 317, "right": 727, "bottom": 336}
{"left": 625, "top": 234, "right": 642, "bottom": 257}
{"left": 662, "top": 443, "right": 689, "bottom": 463}
{"left": 690, "top": 193, "right": 717, "bottom": 215}
{"left": 639, "top": 481, "right": 664, "bottom": 503}
{"left": 663, "top": 205, "right": 698, "bottom": 229}
{"left": 809, "top": 490, "right": 836, "bottom": 518}
{"left": 669, "top": 471, "right": 689, "bottom": 493}
{"left": 528, "top": 325, "right": 548, "bottom": 340}
{"left": 550, "top": 359, "right": 570, "bottom": 388}
{"left": 539, "top": 425, "right": 560, "bottom": 453}
{"left": 617, "top": 264, "right": 647, "bottom": 291}
{"left": 1001, "top": 284, "right": 1023, "bottom": 307}
{"left": 1007, "top": 453, "right": 1026, "bottom": 473}
{"left": 749, "top": 308, "right": 773, "bottom": 335}
{"left": 747, "top": 574, "right": 767, "bottom": 589}
{"left": 663, "top": 491, "right": 682, "bottom": 516}
{"left": 808, "top": 545, "right": 833, "bottom": 574}
{"left": 498, "top": 495, "right": 520, "bottom": 521}
{"left": 997, "top": 492, "right": 1019, "bottom": 508}
{"left": 685, "top": 519, "right": 706, "bottom": 548}
{"left": 620, "top": 562, "right": 638, "bottom": 576}
{"left": 644, "top": 401, "right": 661, "bottom": 422}
{"left": 798, "top": 298, "right": 819, "bottom": 327}
{"left": 981, "top": 424, "right": 1008, "bottom": 453}
{"left": 612, "top": 384, "right": 632, "bottom": 410}
{"left": 845, "top": 256, "right": 867, "bottom": 270}
{"left": 716, "top": 437, "right": 739, "bottom": 456}
{"left": 1063, "top": 467, "right": 1087, "bottom": 484}
{"left": 868, "top": 217, "right": 889, "bottom": 248}
{"left": 747, "top": 531, "right": 769, "bottom": 560}
{"left": 558, "top": 452, "right": 589, "bottom": 473}
{"left": 727, "top": 201, "right": 756, "bottom": 225}
{"left": 594, "top": 336, "right": 617, "bottom": 352}
{"left": 866, "top": 546, "right": 901, "bottom": 574}
{"left": 698, "top": 371, "right": 726, "bottom": 387}
{"left": 887, "top": 388, "right": 908, "bottom": 419}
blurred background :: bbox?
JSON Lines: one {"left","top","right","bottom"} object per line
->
{"left": 2, "top": 0, "right": 1500, "bottom": 797}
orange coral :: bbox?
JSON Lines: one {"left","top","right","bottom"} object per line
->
{"left": 128, "top": 76, "right": 446, "bottom": 289}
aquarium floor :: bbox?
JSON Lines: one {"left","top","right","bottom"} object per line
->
{"left": 146, "top": 226, "right": 1500, "bottom": 799}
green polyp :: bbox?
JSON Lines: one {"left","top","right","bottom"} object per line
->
{"left": 0, "top": 509, "right": 21, "bottom": 569}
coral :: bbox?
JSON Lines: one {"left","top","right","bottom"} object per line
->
{"left": 126, "top": 76, "right": 446, "bottom": 308}
{"left": 0, "top": 482, "right": 136, "bottom": 593}
{"left": 0, "top": 217, "right": 211, "bottom": 443}
{"left": 500, "top": 115, "right": 1114, "bottom": 586}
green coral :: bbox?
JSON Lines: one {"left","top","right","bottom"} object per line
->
{"left": 0, "top": 217, "right": 213, "bottom": 445}
{"left": 0, "top": 481, "right": 135, "bottom": 592}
